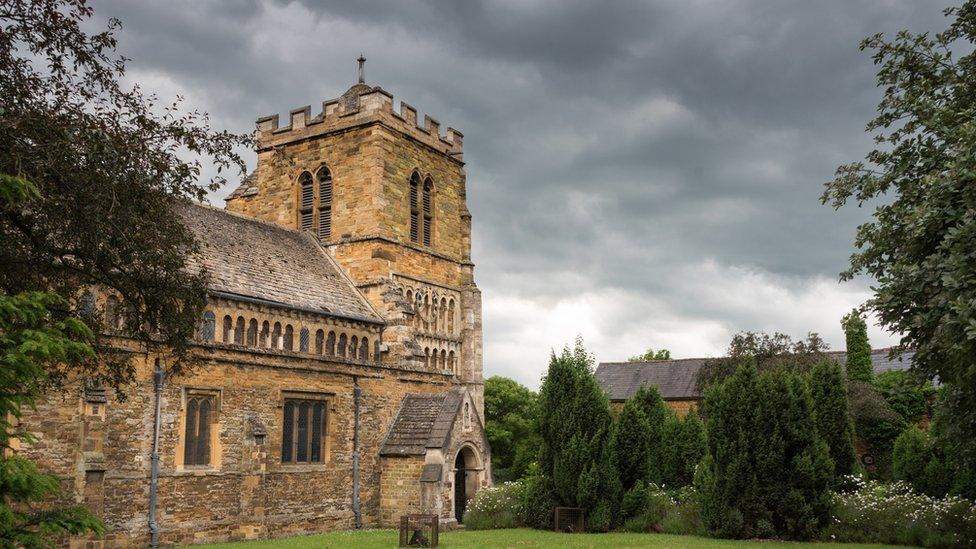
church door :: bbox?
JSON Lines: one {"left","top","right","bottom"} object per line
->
{"left": 454, "top": 452, "right": 467, "bottom": 523}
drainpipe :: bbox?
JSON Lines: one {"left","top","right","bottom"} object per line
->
{"left": 148, "top": 358, "right": 165, "bottom": 548}
{"left": 352, "top": 379, "right": 363, "bottom": 529}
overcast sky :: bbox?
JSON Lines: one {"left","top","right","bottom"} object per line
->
{"left": 89, "top": 0, "right": 954, "bottom": 389}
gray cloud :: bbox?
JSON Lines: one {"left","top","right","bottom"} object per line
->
{"left": 89, "top": 0, "right": 952, "bottom": 387}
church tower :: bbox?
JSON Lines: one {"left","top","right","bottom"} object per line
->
{"left": 225, "top": 61, "right": 484, "bottom": 416}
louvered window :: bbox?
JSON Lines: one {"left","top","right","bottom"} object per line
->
{"left": 183, "top": 394, "right": 216, "bottom": 467}
{"left": 298, "top": 172, "right": 314, "bottom": 231}
{"left": 317, "top": 168, "right": 332, "bottom": 240}
{"left": 422, "top": 177, "right": 433, "bottom": 246}
{"left": 409, "top": 172, "right": 420, "bottom": 243}
{"left": 282, "top": 398, "right": 328, "bottom": 464}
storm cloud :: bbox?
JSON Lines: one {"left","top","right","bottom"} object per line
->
{"left": 88, "top": 0, "right": 954, "bottom": 387}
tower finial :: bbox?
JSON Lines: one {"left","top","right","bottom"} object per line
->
{"left": 357, "top": 54, "right": 366, "bottom": 84}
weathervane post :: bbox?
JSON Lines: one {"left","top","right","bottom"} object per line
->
{"left": 357, "top": 54, "right": 366, "bottom": 84}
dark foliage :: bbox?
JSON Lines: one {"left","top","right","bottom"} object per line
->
{"left": 809, "top": 360, "right": 857, "bottom": 482}
{"left": 484, "top": 376, "right": 540, "bottom": 482}
{"left": 696, "top": 331, "right": 830, "bottom": 390}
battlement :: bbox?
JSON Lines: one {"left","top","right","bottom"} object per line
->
{"left": 256, "top": 85, "right": 463, "bottom": 158}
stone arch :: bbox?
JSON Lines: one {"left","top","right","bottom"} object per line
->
{"left": 452, "top": 444, "right": 483, "bottom": 524}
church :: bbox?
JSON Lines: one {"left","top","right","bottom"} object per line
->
{"left": 16, "top": 64, "right": 491, "bottom": 547}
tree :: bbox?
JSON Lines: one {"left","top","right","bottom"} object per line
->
{"left": 628, "top": 348, "right": 671, "bottom": 362}
{"left": 610, "top": 398, "right": 651, "bottom": 491}
{"left": 0, "top": 1, "right": 247, "bottom": 545}
{"left": 809, "top": 360, "right": 857, "bottom": 482}
{"left": 697, "top": 331, "right": 830, "bottom": 390}
{"left": 822, "top": 1, "right": 976, "bottom": 470}
{"left": 536, "top": 337, "right": 616, "bottom": 525}
{"left": 700, "top": 363, "right": 833, "bottom": 540}
{"left": 660, "top": 411, "right": 707, "bottom": 488}
{"left": 629, "top": 386, "right": 672, "bottom": 484}
{"left": 484, "top": 376, "right": 540, "bottom": 481}
{"left": 841, "top": 311, "right": 873, "bottom": 382}
{"left": 871, "top": 370, "right": 936, "bottom": 425}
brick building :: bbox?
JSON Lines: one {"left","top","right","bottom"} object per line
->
{"left": 17, "top": 67, "right": 491, "bottom": 546}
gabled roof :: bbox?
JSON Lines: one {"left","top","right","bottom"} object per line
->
{"left": 595, "top": 358, "right": 706, "bottom": 402}
{"left": 380, "top": 390, "right": 465, "bottom": 457}
{"left": 596, "top": 348, "right": 917, "bottom": 402}
{"left": 225, "top": 171, "right": 258, "bottom": 200}
{"left": 178, "top": 202, "right": 381, "bottom": 323}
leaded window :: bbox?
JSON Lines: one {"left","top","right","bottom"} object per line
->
{"left": 183, "top": 393, "right": 216, "bottom": 467}
{"left": 281, "top": 398, "right": 328, "bottom": 464}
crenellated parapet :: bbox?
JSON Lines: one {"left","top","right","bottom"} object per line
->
{"left": 256, "top": 85, "right": 463, "bottom": 159}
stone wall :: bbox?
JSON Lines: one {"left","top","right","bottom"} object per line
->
{"left": 19, "top": 333, "right": 455, "bottom": 547}
{"left": 378, "top": 457, "right": 425, "bottom": 527}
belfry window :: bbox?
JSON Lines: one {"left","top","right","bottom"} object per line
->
{"left": 297, "top": 167, "right": 333, "bottom": 240}
{"left": 422, "top": 177, "right": 433, "bottom": 246}
{"left": 317, "top": 167, "right": 332, "bottom": 240}
{"left": 298, "top": 171, "right": 314, "bottom": 231}
{"left": 409, "top": 172, "right": 420, "bottom": 243}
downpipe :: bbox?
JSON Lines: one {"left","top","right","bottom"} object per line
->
{"left": 352, "top": 379, "right": 363, "bottom": 529}
{"left": 148, "top": 358, "right": 165, "bottom": 548}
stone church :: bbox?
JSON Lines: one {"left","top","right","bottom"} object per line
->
{"left": 17, "top": 66, "right": 491, "bottom": 546}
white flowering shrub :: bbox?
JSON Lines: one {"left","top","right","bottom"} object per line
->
{"left": 826, "top": 475, "right": 976, "bottom": 547}
{"left": 462, "top": 481, "right": 528, "bottom": 530}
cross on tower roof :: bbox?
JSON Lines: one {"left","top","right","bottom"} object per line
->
{"left": 357, "top": 54, "right": 366, "bottom": 84}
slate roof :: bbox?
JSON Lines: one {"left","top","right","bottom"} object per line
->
{"left": 226, "top": 171, "right": 258, "bottom": 200}
{"left": 380, "top": 390, "right": 464, "bottom": 456}
{"left": 596, "top": 348, "right": 916, "bottom": 402}
{"left": 178, "top": 202, "right": 381, "bottom": 323}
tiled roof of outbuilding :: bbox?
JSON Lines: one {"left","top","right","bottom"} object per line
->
{"left": 596, "top": 348, "right": 917, "bottom": 402}
{"left": 178, "top": 202, "right": 381, "bottom": 323}
{"left": 380, "top": 390, "right": 465, "bottom": 457}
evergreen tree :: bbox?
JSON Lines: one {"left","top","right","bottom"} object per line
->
{"left": 842, "top": 311, "right": 873, "bottom": 381}
{"left": 536, "top": 337, "right": 614, "bottom": 518}
{"left": 611, "top": 398, "right": 651, "bottom": 491}
{"left": 667, "top": 411, "right": 707, "bottom": 487}
{"left": 700, "top": 363, "right": 833, "bottom": 540}
{"left": 809, "top": 360, "right": 857, "bottom": 482}
{"left": 630, "top": 386, "right": 672, "bottom": 483}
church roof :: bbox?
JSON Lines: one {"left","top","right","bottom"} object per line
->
{"left": 178, "top": 202, "right": 382, "bottom": 324}
{"left": 226, "top": 170, "right": 258, "bottom": 201}
{"left": 380, "top": 390, "right": 465, "bottom": 456}
{"left": 596, "top": 347, "right": 916, "bottom": 402}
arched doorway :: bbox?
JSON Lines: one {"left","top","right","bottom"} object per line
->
{"left": 454, "top": 451, "right": 467, "bottom": 523}
{"left": 453, "top": 446, "right": 479, "bottom": 523}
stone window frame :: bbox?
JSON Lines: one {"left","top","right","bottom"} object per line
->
{"left": 176, "top": 387, "right": 222, "bottom": 472}
{"left": 278, "top": 390, "right": 334, "bottom": 469}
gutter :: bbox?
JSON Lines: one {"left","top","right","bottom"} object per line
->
{"left": 148, "top": 358, "right": 165, "bottom": 548}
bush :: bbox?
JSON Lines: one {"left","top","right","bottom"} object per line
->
{"left": 462, "top": 481, "right": 527, "bottom": 530}
{"left": 521, "top": 475, "right": 556, "bottom": 530}
{"left": 630, "top": 386, "right": 672, "bottom": 483}
{"left": 892, "top": 426, "right": 952, "bottom": 497}
{"left": 873, "top": 370, "right": 935, "bottom": 424}
{"left": 826, "top": 476, "right": 976, "bottom": 547}
{"left": 810, "top": 359, "right": 857, "bottom": 482}
{"left": 660, "top": 486, "right": 706, "bottom": 536}
{"left": 612, "top": 398, "right": 651, "bottom": 491}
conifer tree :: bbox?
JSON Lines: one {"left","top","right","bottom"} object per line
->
{"left": 630, "top": 386, "right": 672, "bottom": 483}
{"left": 611, "top": 398, "right": 651, "bottom": 491}
{"left": 842, "top": 311, "right": 873, "bottom": 381}
{"left": 809, "top": 360, "right": 857, "bottom": 482}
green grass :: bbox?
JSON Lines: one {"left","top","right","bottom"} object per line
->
{"left": 196, "top": 528, "right": 900, "bottom": 548}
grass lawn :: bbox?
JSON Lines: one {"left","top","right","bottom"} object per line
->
{"left": 196, "top": 528, "right": 898, "bottom": 548}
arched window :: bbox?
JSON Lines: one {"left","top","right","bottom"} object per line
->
{"left": 315, "top": 329, "right": 325, "bottom": 355}
{"left": 317, "top": 167, "right": 332, "bottom": 240}
{"left": 422, "top": 177, "right": 433, "bottom": 246}
{"left": 222, "top": 315, "right": 233, "bottom": 343}
{"left": 246, "top": 319, "right": 258, "bottom": 346}
{"left": 448, "top": 299, "right": 455, "bottom": 334}
{"left": 463, "top": 402, "right": 471, "bottom": 430}
{"left": 234, "top": 316, "right": 245, "bottom": 344}
{"left": 105, "top": 295, "right": 121, "bottom": 332}
{"left": 449, "top": 350, "right": 456, "bottom": 375}
{"left": 298, "top": 171, "right": 314, "bottom": 231}
{"left": 349, "top": 336, "right": 358, "bottom": 358}
{"left": 200, "top": 311, "right": 216, "bottom": 342}
{"left": 299, "top": 327, "right": 310, "bottom": 353}
{"left": 338, "top": 333, "right": 347, "bottom": 357}
{"left": 283, "top": 324, "right": 294, "bottom": 351}
{"left": 272, "top": 322, "right": 282, "bottom": 349}
{"left": 423, "top": 293, "right": 430, "bottom": 331}
{"left": 440, "top": 349, "right": 447, "bottom": 370}
{"left": 424, "top": 347, "right": 431, "bottom": 369}
{"left": 439, "top": 298, "right": 447, "bottom": 332}
{"left": 409, "top": 172, "right": 420, "bottom": 243}
{"left": 359, "top": 337, "right": 369, "bottom": 361}
{"left": 326, "top": 331, "right": 336, "bottom": 356}
{"left": 260, "top": 321, "right": 270, "bottom": 347}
